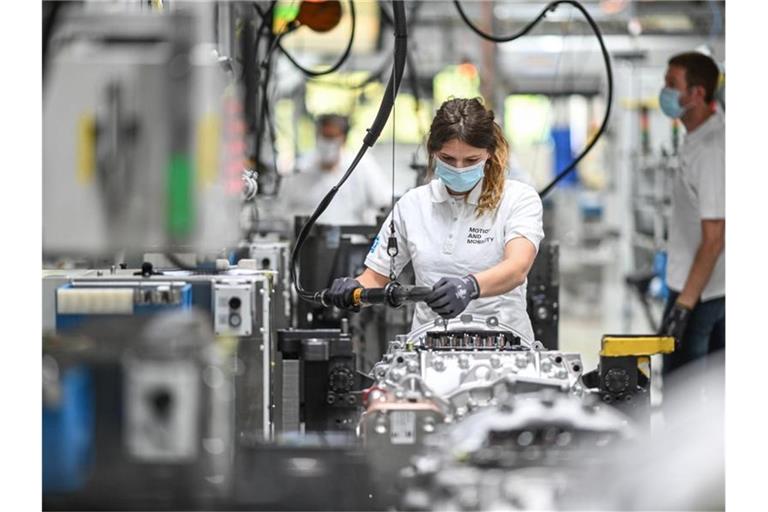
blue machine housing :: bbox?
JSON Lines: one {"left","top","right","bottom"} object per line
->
{"left": 42, "top": 365, "right": 93, "bottom": 493}
{"left": 45, "top": 282, "right": 193, "bottom": 493}
{"left": 55, "top": 283, "right": 193, "bottom": 330}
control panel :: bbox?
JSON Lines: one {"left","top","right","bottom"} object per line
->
{"left": 213, "top": 283, "right": 253, "bottom": 336}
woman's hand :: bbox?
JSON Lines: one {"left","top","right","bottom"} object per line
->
{"left": 425, "top": 275, "right": 480, "bottom": 318}
{"left": 327, "top": 277, "right": 362, "bottom": 311}
{"left": 326, "top": 268, "right": 389, "bottom": 311}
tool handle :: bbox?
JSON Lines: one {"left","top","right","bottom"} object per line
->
{"left": 315, "top": 282, "right": 432, "bottom": 308}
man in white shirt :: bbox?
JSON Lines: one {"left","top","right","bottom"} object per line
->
{"left": 280, "top": 114, "right": 390, "bottom": 226}
{"left": 657, "top": 52, "right": 725, "bottom": 374}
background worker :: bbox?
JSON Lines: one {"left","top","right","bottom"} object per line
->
{"left": 657, "top": 52, "right": 725, "bottom": 374}
{"left": 281, "top": 114, "right": 390, "bottom": 225}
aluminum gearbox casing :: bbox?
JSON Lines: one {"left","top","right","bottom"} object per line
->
{"left": 367, "top": 315, "right": 585, "bottom": 421}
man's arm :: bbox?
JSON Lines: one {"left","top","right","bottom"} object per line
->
{"left": 473, "top": 237, "right": 538, "bottom": 297}
{"left": 676, "top": 219, "right": 725, "bottom": 308}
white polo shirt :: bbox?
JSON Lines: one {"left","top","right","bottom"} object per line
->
{"left": 364, "top": 178, "right": 544, "bottom": 340}
{"left": 279, "top": 150, "right": 390, "bottom": 225}
{"left": 667, "top": 110, "right": 725, "bottom": 300}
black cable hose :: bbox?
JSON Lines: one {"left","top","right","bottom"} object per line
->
{"left": 452, "top": 0, "right": 613, "bottom": 198}
{"left": 290, "top": 0, "right": 408, "bottom": 302}
{"left": 306, "top": 1, "right": 421, "bottom": 90}
{"left": 277, "top": 0, "right": 357, "bottom": 77}
{"left": 308, "top": 54, "right": 393, "bottom": 90}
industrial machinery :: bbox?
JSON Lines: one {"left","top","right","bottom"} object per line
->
{"left": 39, "top": 0, "right": 701, "bottom": 509}
{"left": 242, "top": 238, "right": 294, "bottom": 329}
{"left": 43, "top": 311, "right": 234, "bottom": 509}
{"left": 276, "top": 328, "right": 372, "bottom": 434}
{"left": 526, "top": 241, "right": 560, "bottom": 350}
{"left": 43, "top": 4, "right": 243, "bottom": 259}
{"left": 42, "top": 267, "right": 283, "bottom": 509}
{"left": 266, "top": 304, "right": 669, "bottom": 508}
{"left": 354, "top": 315, "right": 670, "bottom": 507}
{"left": 292, "top": 218, "right": 417, "bottom": 371}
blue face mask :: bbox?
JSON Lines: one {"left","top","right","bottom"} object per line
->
{"left": 435, "top": 157, "right": 486, "bottom": 193}
{"left": 659, "top": 87, "right": 688, "bottom": 119}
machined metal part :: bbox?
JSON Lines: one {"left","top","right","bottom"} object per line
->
{"left": 363, "top": 315, "right": 588, "bottom": 456}
{"left": 405, "top": 315, "right": 536, "bottom": 349}
{"left": 423, "top": 330, "right": 523, "bottom": 351}
{"left": 420, "top": 350, "right": 584, "bottom": 400}
{"left": 398, "top": 390, "right": 633, "bottom": 511}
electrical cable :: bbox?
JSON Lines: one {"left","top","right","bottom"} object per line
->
{"left": 253, "top": 2, "right": 287, "bottom": 193}
{"left": 306, "top": 1, "right": 421, "bottom": 91}
{"left": 290, "top": 0, "right": 408, "bottom": 303}
{"left": 307, "top": 54, "right": 394, "bottom": 90}
{"left": 452, "top": 0, "right": 613, "bottom": 198}
{"left": 298, "top": 0, "right": 421, "bottom": 97}
{"left": 43, "top": 1, "right": 66, "bottom": 83}
{"left": 277, "top": 0, "right": 357, "bottom": 77}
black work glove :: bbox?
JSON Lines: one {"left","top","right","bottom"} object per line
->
{"left": 659, "top": 302, "right": 692, "bottom": 345}
{"left": 327, "top": 277, "right": 362, "bottom": 311}
{"left": 425, "top": 275, "right": 480, "bottom": 319}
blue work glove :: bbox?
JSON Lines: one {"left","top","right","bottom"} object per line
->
{"left": 659, "top": 302, "right": 692, "bottom": 345}
{"left": 425, "top": 275, "right": 480, "bottom": 319}
{"left": 327, "top": 277, "right": 362, "bottom": 311}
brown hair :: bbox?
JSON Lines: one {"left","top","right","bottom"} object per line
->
{"left": 426, "top": 97, "right": 508, "bottom": 217}
{"left": 668, "top": 52, "right": 720, "bottom": 103}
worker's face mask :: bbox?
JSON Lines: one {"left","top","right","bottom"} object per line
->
{"left": 316, "top": 136, "right": 342, "bottom": 166}
{"left": 435, "top": 157, "right": 486, "bottom": 193}
{"left": 659, "top": 87, "right": 690, "bottom": 119}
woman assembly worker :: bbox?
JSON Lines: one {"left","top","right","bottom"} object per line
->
{"left": 327, "top": 97, "right": 544, "bottom": 340}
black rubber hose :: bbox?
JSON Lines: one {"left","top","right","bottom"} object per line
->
{"left": 277, "top": 0, "right": 357, "bottom": 77}
{"left": 453, "top": 0, "right": 613, "bottom": 198}
{"left": 290, "top": 0, "right": 408, "bottom": 302}
{"left": 43, "top": 1, "right": 65, "bottom": 81}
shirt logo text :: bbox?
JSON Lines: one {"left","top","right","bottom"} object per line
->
{"left": 466, "top": 227, "right": 494, "bottom": 245}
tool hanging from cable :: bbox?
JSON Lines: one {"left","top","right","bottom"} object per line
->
{"left": 452, "top": 0, "right": 613, "bottom": 199}
{"left": 292, "top": 0, "right": 613, "bottom": 308}
{"left": 387, "top": 61, "right": 399, "bottom": 282}
{"left": 290, "top": 0, "right": 408, "bottom": 305}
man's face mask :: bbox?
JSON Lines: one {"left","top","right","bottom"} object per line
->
{"left": 434, "top": 157, "right": 487, "bottom": 193}
{"left": 316, "top": 137, "right": 342, "bottom": 166}
{"left": 659, "top": 87, "right": 691, "bottom": 119}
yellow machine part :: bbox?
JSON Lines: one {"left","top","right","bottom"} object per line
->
{"left": 77, "top": 114, "right": 96, "bottom": 184}
{"left": 600, "top": 336, "right": 675, "bottom": 357}
{"left": 196, "top": 113, "right": 221, "bottom": 188}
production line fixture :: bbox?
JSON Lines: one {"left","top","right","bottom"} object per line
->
{"left": 42, "top": 266, "right": 291, "bottom": 510}
{"left": 43, "top": 267, "right": 675, "bottom": 511}
{"left": 39, "top": 0, "right": 667, "bottom": 507}
{"left": 273, "top": 311, "right": 674, "bottom": 509}
{"left": 362, "top": 318, "right": 672, "bottom": 508}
